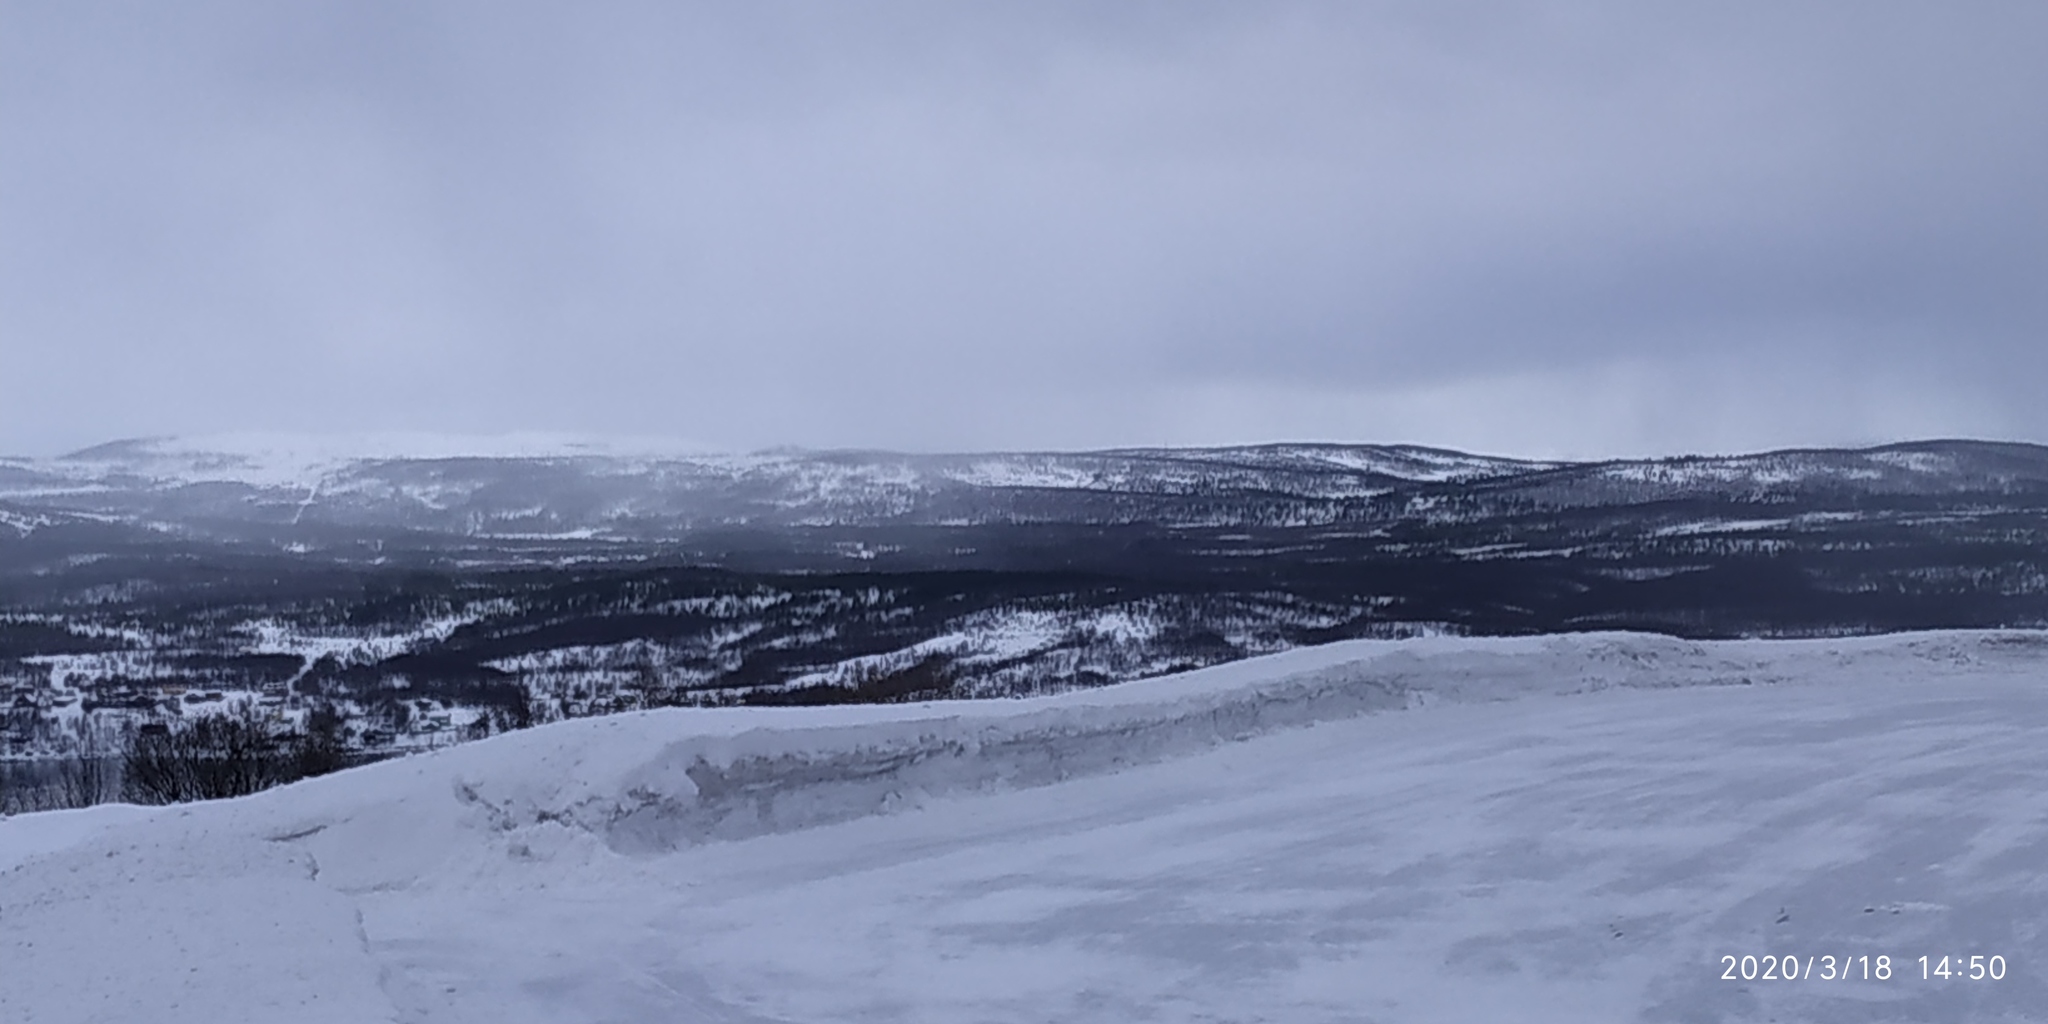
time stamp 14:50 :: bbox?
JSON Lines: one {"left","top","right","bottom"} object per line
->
{"left": 1720, "top": 954, "right": 2008, "bottom": 982}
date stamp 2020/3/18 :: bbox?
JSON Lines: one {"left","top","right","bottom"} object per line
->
{"left": 1720, "top": 954, "right": 2008, "bottom": 983}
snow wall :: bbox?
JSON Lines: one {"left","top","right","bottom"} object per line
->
{"left": 250, "top": 630, "right": 2048, "bottom": 859}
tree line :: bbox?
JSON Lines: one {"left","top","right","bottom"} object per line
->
{"left": 1, "top": 702, "right": 359, "bottom": 813}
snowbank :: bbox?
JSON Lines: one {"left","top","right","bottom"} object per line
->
{"left": 345, "top": 630, "right": 2048, "bottom": 853}
{"left": 18, "top": 630, "right": 2044, "bottom": 863}
{"left": 0, "top": 802, "right": 161, "bottom": 873}
{"left": 4, "top": 630, "right": 2046, "bottom": 1023}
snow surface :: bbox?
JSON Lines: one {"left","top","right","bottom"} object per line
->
{"left": 4, "top": 631, "right": 2047, "bottom": 1022}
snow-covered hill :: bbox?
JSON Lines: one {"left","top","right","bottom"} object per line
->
{"left": 5, "top": 631, "right": 2045, "bottom": 1022}
{"left": 3, "top": 434, "right": 1553, "bottom": 535}
{"left": 29, "top": 434, "right": 1551, "bottom": 491}
{"left": 6, "top": 434, "right": 2045, "bottom": 543}
{"left": 6, "top": 434, "right": 2046, "bottom": 769}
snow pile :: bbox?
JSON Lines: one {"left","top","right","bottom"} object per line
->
{"left": 432, "top": 631, "right": 1997, "bottom": 851}
{"left": 4, "top": 631, "right": 2047, "bottom": 1023}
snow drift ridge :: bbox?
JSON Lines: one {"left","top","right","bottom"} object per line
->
{"left": 388, "top": 630, "right": 2048, "bottom": 855}
{"left": 8, "top": 630, "right": 2048, "bottom": 1024}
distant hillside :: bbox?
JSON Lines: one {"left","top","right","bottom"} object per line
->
{"left": 2, "top": 437, "right": 2044, "bottom": 762}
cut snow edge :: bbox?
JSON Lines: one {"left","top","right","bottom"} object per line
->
{"left": 6, "top": 630, "right": 2046, "bottom": 875}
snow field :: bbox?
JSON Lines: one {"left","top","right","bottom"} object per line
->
{"left": 3, "top": 631, "right": 2046, "bottom": 1022}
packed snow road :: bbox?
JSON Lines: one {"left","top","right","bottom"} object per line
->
{"left": 4, "top": 633, "right": 2046, "bottom": 1023}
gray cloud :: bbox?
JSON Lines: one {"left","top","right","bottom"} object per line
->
{"left": 4, "top": 1, "right": 2044, "bottom": 458}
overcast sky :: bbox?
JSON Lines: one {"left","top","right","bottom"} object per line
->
{"left": 4, "top": 2, "right": 2044, "bottom": 459}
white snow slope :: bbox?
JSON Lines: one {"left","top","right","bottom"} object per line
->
{"left": 4, "top": 631, "right": 2047, "bottom": 1023}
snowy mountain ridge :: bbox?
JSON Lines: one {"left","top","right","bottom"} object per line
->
{"left": 4, "top": 434, "right": 2044, "bottom": 757}
{"left": 6, "top": 435, "right": 2045, "bottom": 541}
{"left": 24, "top": 433, "right": 1553, "bottom": 497}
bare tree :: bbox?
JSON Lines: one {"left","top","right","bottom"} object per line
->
{"left": 121, "top": 700, "right": 361, "bottom": 806}
{"left": 123, "top": 701, "right": 281, "bottom": 804}
{"left": 290, "top": 701, "right": 350, "bottom": 779}
{"left": 52, "top": 715, "right": 112, "bottom": 808}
